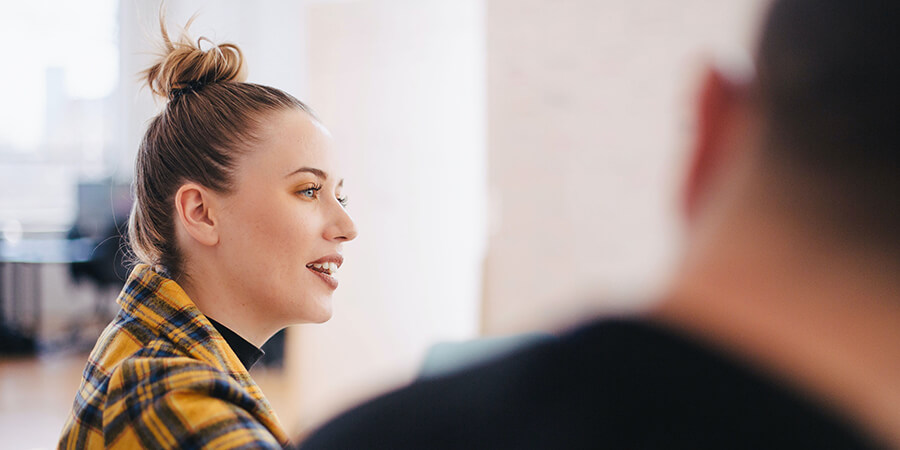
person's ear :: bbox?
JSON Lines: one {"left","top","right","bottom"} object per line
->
{"left": 174, "top": 183, "right": 219, "bottom": 247}
{"left": 683, "top": 65, "right": 750, "bottom": 223}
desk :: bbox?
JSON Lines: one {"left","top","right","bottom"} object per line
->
{"left": 0, "top": 238, "right": 95, "bottom": 353}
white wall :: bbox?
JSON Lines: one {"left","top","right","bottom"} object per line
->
{"left": 287, "top": 0, "right": 487, "bottom": 433}
{"left": 482, "top": 0, "right": 766, "bottom": 334}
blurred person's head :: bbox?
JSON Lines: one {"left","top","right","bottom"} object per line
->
{"left": 666, "top": 0, "right": 900, "bottom": 442}
{"left": 683, "top": 0, "right": 899, "bottom": 261}
{"left": 128, "top": 16, "right": 357, "bottom": 339}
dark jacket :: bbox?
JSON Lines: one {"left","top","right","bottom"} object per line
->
{"left": 301, "top": 319, "right": 879, "bottom": 449}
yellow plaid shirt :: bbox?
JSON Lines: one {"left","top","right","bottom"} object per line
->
{"left": 58, "top": 264, "right": 292, "bottom": 449}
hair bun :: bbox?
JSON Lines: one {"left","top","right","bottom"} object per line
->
{"left": 144, "top": 14, "right": 247, "bottom": 100}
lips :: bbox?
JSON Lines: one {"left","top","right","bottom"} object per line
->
{"left": 306, "top": 254, "right": 343, "bottom": 290}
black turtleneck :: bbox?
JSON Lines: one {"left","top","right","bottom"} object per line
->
{"left": 207, "top": 318, "right": 265, "bottom": 370}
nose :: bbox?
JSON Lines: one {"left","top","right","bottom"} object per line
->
{"left": 324, "top": 201, "right": 358, "bottom": 242}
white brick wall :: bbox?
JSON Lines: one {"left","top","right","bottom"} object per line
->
{"left": 483, "top": 0, "right": 766, "bottom": 333}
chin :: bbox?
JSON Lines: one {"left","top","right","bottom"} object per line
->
{"left": 308, "top": 312, "right": 333, "bottom": 324}
{"left": 283, "top": 309, "right": 331, "bottom": 325}
{"left": 303, "top": 298, "right": 333, "bottom": 324}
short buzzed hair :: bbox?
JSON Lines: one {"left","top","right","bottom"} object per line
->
{"left": 754, "top": 0, "right": 900, "bottom": 247}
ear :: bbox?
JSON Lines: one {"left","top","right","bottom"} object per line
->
{"left": 682, "top": 65, "right": 747, "bottom": 222}
{"left": 174, "top": 183, "right": 219, "bottom": 247}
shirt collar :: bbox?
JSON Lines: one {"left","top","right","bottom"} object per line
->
{"left": 206, "top": 317, "right": 266, "bottom": 370}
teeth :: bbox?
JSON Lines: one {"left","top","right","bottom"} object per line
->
{"left": 309, "top": 262, "right": 337, "bottom": 275}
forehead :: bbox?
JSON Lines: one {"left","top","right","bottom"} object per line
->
{"left": 242, "top": 109, "right": 334, "bottom": 178}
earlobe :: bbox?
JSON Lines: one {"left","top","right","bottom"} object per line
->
{"left": 174, "top": 183, "right": 219, "bottom": 247}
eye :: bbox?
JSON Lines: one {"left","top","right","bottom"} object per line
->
{"left": 337, "top": 195, "right": 349, "bottom": 207}
{"left": 297, "top": 185, "right": 322, "bottom": 199}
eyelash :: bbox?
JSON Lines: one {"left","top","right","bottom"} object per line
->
{"left": 297, "top": 184, "right": 349, "bottom": 207}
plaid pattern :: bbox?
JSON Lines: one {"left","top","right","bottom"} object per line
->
{"left": 59, "top": 264, "right": 292, "bottom": 449}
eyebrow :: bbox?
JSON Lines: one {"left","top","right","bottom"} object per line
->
{"left": 285, "top": 167, "right": 344, "bottom": 187}
{"left": 285, "top": 167, "right": 327, "bottom": 179}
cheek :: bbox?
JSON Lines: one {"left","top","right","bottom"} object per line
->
{"left": 230, "top": 195, "right": 316, "bottom": 267}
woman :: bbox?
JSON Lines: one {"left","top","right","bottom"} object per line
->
{"left": 59, "top": 17, "right": 357, "bottom": 449}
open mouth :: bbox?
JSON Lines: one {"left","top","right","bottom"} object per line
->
{"left": 306, "top": 255, "right": 343, "bottom": 290}
{"left": 306, "top": 262, "right": 338, "bottom": 276}
{"left": 306, "top": 258, "right": 342, "bottom": 290}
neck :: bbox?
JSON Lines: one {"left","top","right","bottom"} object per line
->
{"left": 177, "top": 267, "right": 276, "bottom": 348}
{"left": 653, "top": 200, "right": 900, "bottom": 446}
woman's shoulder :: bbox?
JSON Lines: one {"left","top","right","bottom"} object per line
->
{"left": 106, "top": 352, "right": 244, "bottom": 398}
{"left": 95, "top": 354, "right": 286, "bottom": 448}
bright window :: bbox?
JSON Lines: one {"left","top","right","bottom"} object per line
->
{"left": 0, "top": 0, "right": 119, "bottom": 232}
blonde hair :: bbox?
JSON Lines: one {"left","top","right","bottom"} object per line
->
{"left": 128, "top": 14, "right": 313, "bottom": 279}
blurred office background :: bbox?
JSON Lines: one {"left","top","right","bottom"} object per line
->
{"left": 0, "top": 0, "right": 765, "bottom": 447}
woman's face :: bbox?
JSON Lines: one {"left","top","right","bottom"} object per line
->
{"left": 214, "top": 109, "right": 357, "bottom": 325}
